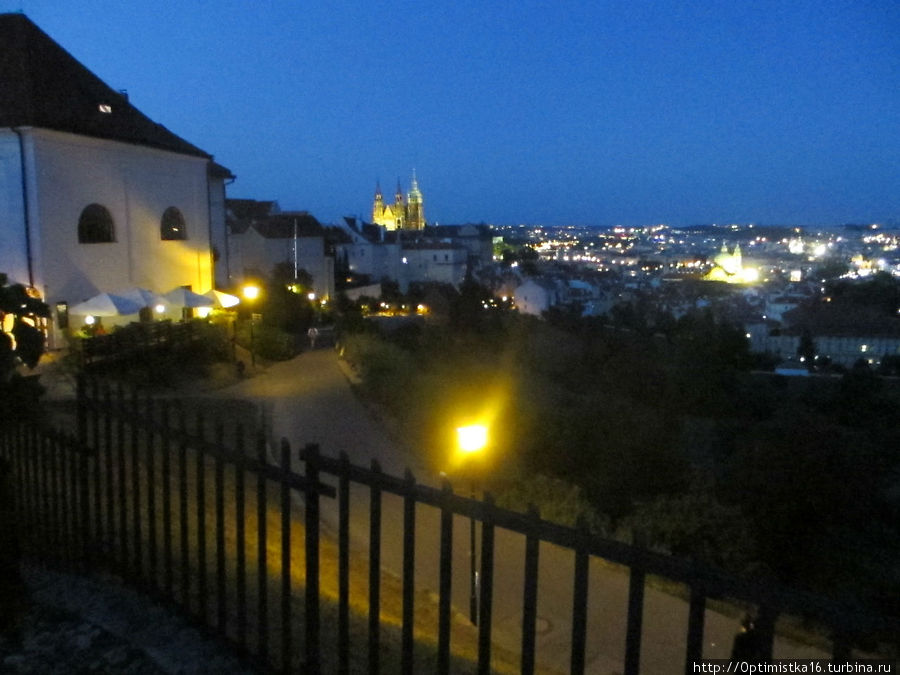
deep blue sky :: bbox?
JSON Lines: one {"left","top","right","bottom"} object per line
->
{"left": 7, "top": 0, "right": 900, "bottom": 226}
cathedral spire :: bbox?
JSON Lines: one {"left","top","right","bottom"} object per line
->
{"left": 372, "top": 179, "right": 386, "bottom": 225}
{"left": 406, "top": 169, "right": 424, "bottom": 230}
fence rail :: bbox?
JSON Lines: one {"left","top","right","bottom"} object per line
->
{"left": 1, "top": 376, "right": 897, "bottom": 673}
{"left": 76, "top": 320, "right": 202, "bottom": 367}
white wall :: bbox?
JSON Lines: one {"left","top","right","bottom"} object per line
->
{"left": 208, "top": 176, "right": 230, "bottom": 288}
{"left": 402, "top": 247, "right": 467, "bottom": 287}
{"left": 229, "top": 228, "right": 334, "bottom": 299}
{"left": 0, "top": 131, "right": 29, "bottom": 286}
{"left": 23, "top": 128, "right": 213, "bottom": 307}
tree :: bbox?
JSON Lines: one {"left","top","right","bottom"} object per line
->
{"left": 0, "top": 274, "right": 51, "bottom": 421}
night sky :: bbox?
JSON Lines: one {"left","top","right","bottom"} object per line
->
{"left": 7, "top": 0, "right": 899, "bottom": 227}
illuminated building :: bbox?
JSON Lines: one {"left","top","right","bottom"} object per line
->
{"left": 0, "top": 13, "right": 232, "bottom": 344}
{"left": 371, "top": 172, "right": 425, "bottom": 230}
{"left": 704, "top": 243, "right": 759, "bottom": 284}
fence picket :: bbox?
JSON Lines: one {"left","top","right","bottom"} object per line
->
{"left": 437, "top": 479, "right": 454, "bottom": 675}
{"left": 368, "top": 458, "right": 383, "bottom": 675}
{"left": 302, "top": 443, "right": 322, "bottom": 675}
{"left": 570, "top": 525, "right": 590, "bottom": 675}
{"left": 477, "top": 492, "right": 495, "bottom": 675}
{"left": 234, "top": 424, "right": 248, "bottom": 657}
{"left": 215, "top": 421, "right": 227, "bottom": 636}
{"left": 684, "top": 584, "right": 706, "bottom": 674}
{"left": 280, "top": 439, "right": 292, "bottom": 673}
{"left": 401, "top": 468, "right": 416, "bottom": 675}
{"left": 256, "top": 432, "right": 269, "bottom": 665}
{"left": 337, "top": 451, "right": 351, "bottom": 675}
{"left": 161, "top": 400, "right": 173, "bottom": 599}
{"left": 130, "top": 390, "right": 142, "bottom": 585}
{"left": 196, "top": 414, "right": 208, "bottom": 623}
{"left": 178, "top": 410, "right": 190, "bottom": 611}
{"left": 116, "top": 384, "right": 128, "bottom": 576}
{"left": 624, "top": 565, "right": 646, "bottom": 675}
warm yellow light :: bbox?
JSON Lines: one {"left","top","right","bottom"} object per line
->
{"left": 196, "top": 306, "right": 212, "bottom": 318}
{"left": 155, "top": 304, "right": 166, "bottom": 314}
{"left": 242, "top": 284, "right": 260, "bottom": 301}
{"left": 308, "top": 292, "right": 316, "bottom": 301}
{"left": 457, "top": 425, "right": 488, "bottom": 454}
{"left": 85, "top": 315, "right": 96, "bottom": 325}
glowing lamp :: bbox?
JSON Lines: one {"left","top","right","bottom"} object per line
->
{"left": 456, "top": 425, "right": 488, "bottom": 454}
{"left": 242, "top": 284, "right": 260, "bottom": 301}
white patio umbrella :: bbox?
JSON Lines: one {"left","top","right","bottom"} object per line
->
{"left": 69, "top": 292, "right": 143, "bottom": 317}
{"left": 117, "top": 286, "right": 168, "bottom": 310}
{"left": 202, "top": 289, "right": 240, "bottom": 308}
{"left": 163, "top": 287, "right": 214, "bottom": 308}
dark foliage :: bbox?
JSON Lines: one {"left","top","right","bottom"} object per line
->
{"left": 1, "top": 274, "right": 51, "bottom": 422}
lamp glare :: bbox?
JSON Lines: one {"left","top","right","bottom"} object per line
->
{"left": 457, "top": 425, "right": 487, "bottom": 454}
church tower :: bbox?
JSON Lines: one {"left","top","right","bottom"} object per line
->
{"left": 370, "top": 172, "right": 426, "bottom": 230}
{"left": 393, "top": 180, "right": 406, "bottom": 229}
{"left": 406, "top": 170, "right": 425, "bottom": 230}
{"left": 372, "top": 182, "right": 386, "bottom": 225}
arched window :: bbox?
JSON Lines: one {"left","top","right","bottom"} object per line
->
{"left": 77, "top": 204, "right": 115, "bottom": 243}
{"left": 161, "top": 207, "right": 187, "bottom": 240}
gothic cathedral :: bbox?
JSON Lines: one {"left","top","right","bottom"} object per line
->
{"left": 372, "top": 172, "right": 425, "bottom": 231}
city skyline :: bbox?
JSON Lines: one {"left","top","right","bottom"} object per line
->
{"left": 6, "top": 0, "right": 899, "bottom": 227}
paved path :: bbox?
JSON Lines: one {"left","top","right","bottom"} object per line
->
{"left": 208, "top": 349, "right": 829, "bottom": 674}
{"left": 1, "top": 565, "right": 251, "bottom": 674}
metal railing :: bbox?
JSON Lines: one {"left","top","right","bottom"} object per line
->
{"left": 76, "top": 320, "right": 202, "bottom": 367}
{"left": 0, "top": 377, "right": 896, "bottom": 673}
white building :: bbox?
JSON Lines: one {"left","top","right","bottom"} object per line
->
{"left": 514, "top": 278, "right": 566, "bottom": 316}
{"left": 330, "top": 219, "right": 469, "bottom": 292}
{"left": 225, "top": 201, "right": 334, "bottom": 299}
{"left": 0, "top": 14, "right": 232, "bottom": 343}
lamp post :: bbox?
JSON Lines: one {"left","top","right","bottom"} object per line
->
{"left": 456, "top": 424, "right": 487, "bottom": 625}
{"left": 242, "top": 284, "right": 260, "bottom": 367}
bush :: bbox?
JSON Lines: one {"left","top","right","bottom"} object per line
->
{"left": 492, "top": 470, "right": 610, "bottom": 534}
{"left": 623, "top": 487, "right": 760, "bottom": 575}
{"left": 340, "top": 333, "right": 416, "bottom": 405}
{"left": 252, "top": 324, "right": 297, "bottom": 361}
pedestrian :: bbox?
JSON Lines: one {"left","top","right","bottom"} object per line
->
{"left": 0, "top": 457, "right": 28, "bottom": 648}
{"left": 307, "top": 326, "right": 319, "bottom": 350}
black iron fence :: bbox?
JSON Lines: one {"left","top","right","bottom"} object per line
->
{"left": 76, "top": 320, "right": 203, "bottom": 367}
{"left": 0, "top": 377, "right": 897, "bottom": 674}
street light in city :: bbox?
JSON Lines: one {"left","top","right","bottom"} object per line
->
{"left": 456, "top": 423, "right": 487, "bottom": 625}
{"left": 242, "top": 284, "right": 260, "bottom": 367}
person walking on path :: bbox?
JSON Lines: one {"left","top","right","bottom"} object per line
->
{"left": 307, "top": 326, "right": 319, "bottom": 350}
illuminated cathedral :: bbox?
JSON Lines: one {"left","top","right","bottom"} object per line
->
{"left": 704, "top": 243, "right": 759, "bottom": 283}
{"left": 371, "top": 172, "right": 425, "bottom": 231}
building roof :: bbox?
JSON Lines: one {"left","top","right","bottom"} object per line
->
{"left": 226, "top": 199, "right": 280, "bottom": 222}
{"left": 0, "top": 13, "right": 213, "bottom": 159}
{"left": 230, "top": 213, "right": 324, "bottom": 238}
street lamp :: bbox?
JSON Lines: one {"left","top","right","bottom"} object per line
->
{"left": 456, "top": 424, "right": 487, "bottom": 625}
{"left": 242, "top": 284, "right": 260, "bottom": 367}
